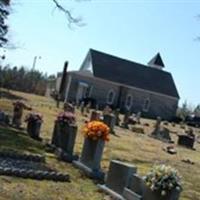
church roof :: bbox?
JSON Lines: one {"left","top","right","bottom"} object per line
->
{"left": 86, "top": 49, "right": 179, "bottom": 98}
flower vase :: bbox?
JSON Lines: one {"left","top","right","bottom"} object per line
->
{"left": 142, "top": 186, "right": 180, "bottom": 200}
{"left": 27, "top": 120, "right": 42, "bottom": 140}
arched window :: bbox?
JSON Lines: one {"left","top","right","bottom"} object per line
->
{"left": 107, "top": 89, "right": 115, "bottom": 104}
{"left": 125, "top": 94, "right": 133, "bottom": 110}
{"left": 143, "top": 98, "right": 150, "bottom": 112}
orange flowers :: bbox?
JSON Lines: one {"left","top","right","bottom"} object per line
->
{"left": 83, "top": 121, "right": 110, "bottom": 142}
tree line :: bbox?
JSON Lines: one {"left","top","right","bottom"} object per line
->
{"left": 0, "top": 65, "right": 52, "bottom": 95}
{"left": 177, "top": 101, "right": 200, "bottom": 120}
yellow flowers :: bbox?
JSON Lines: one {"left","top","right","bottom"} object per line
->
{"left": 83, "top": 121, "right": 110, "bottom": 142}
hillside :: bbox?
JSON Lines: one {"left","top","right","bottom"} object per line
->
{"left": 0, "top": 89, "right": 199, "bottom": 200}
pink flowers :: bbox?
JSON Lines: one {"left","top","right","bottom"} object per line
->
{"left": 56, "top": 112, "right": 76, "bottom": 125}
{"left": 25, "top": 113, "right": 43, "bottom": 123}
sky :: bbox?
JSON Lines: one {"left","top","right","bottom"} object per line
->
{"left": 2, "top": 0, "right": 200, "bottom": 105}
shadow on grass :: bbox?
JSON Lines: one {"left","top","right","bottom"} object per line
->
{"left": 0, "top": 90, "right": 27, "bottom": 101}
{"left": 0, "top": 125, "right": 45, "bottom": 155}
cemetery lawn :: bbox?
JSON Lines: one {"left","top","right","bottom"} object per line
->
{"left": 0, "top": 89, "right": 200, "bottom": 200}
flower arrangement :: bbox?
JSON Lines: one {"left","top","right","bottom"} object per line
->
{"left": 83, "top": 120, "right": 110, "bottom": 141}
{"left": 144, "top": 164, "right": 182, "bottom": 196}
{"left": 13, "top": 101, "right": 32, "bottom": 112}
{"left": 25, "top": 112, "right": 43, "bottom": 123}
{"left": 56, "top": 111, "right": 76, "bottom": 125}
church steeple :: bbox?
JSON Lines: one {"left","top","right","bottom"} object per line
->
{"left": 148, "top": 53, "right": 165, "bottom": 70}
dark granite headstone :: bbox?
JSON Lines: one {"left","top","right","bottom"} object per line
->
{"left": 178, "top": 135, "right": 195, "bottom": 149}
{"left": 114, "top": 109, "right": 120, "bottom": 126}
{"left": 51, "top": 121, "right": 78, "bottom": 162}
{"left": 151, "top": 117, "right": 172, "bottom": 142}
{"left": 103, "top": 114, "right": 115, "bottom": 134}
{"left": 123, "top": 174, "right": 181, "bottom": 200}
{"left": 128, "top": 174, "right": 143, "bottom": 195}
{"left": 98, "top": 160, "right": 137, "bottom": 199}
{"left": 58, "top": 123, "right": 77, "bottom": 155}
{"left": 27, "top": 120, "right": 42, "bottom": 140}
{"left": 136, "top": 112, "right": 141, "bottom": 124}
{"left": 105, "top": 160, "right": 137, "bottom": 194}
{"left": 121, "top": 111, "right": 131, "bottom": 129}
{"left": 0, "top": 111, "right": 5, "bottom": 122}
{"left": 80, "top": 101, "right": 85, "bottom": 115}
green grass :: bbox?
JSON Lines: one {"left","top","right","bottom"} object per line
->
{"left": 0, "top": 126, "right": 45, "bottom": 154}
{"left": 0, "top": 89, "right": 200, "bottom": 200}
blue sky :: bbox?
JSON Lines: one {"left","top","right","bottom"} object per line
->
{"left": 3, "top": 0, "right": 200, "bottom": 105}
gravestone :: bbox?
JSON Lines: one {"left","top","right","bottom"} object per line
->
{"left": 57, "top": 123, "right": 78, "bottom": 161}
{"left": 86, "top": 102, "right": 91, "bottom": 113}
{"left": 123, "top": 174, "right": 181, "bottom": 200}
{"left": 154, "top": 116, "right": 161, "bottom": 130}
{"left": 151, "top": 117, "right": 172, "bottom": 142}
{"left": 103, "top": 114, "right": 115, "bottom": 134}
{"left": 73, "top": 138, "right": 105, "bottom": 179}
{"left": 178, "top": 135, "right": 195, "bottom": 149}
{"left": 80, "top": 101, "right": 85, "bottom": 115}
{"left": 123, "top": 174, "right": 144, "bottom": 200}
{"left": 121, "top": 111, "right": 131, "bottom": 129}
{"left": 98, "top": 160, "right": 137, "bottom": 199}
{"left": 27, "top": 120, "right": 42, "bottom": 140}
{"left": 51, "top": 121, "right": 78, "bottom": 162}
{"left": 114, "top": 109, "right": 120, "bottom": 126}
{"left": 0, "top": 110, "right": 5, "bottom": 122}
{"left": 127, "top": 174, "right": 143, "bottom": 196}
{"left": 136, "top": 112, "right": 141, "bottom": 124}
{"left": 0, "top": 111, "right": 9, "bottom": 125}
{"left": 90, "top": 110, "right": 100, "bottom": 121}
{"left": 12, "top": 101, "right": 31, "bottom": 128}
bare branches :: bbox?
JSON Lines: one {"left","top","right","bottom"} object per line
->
{"left": 52, "top": 0, "right": 84, "bottom": 28}
{"left": 0, "top": 1, "right": 9, "bottom": 47}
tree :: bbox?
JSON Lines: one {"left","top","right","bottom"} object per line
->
{"left": 0, "top": 0, "right": 10, "bottom": 47}
{"left": 176, "top": 100, "right": 194, "bottom": 120}
{"left": 194, "top": 104, "right": 200, "bottom": 117}
{"left": 52, "top": 0, "right": 84, "bottom": 27}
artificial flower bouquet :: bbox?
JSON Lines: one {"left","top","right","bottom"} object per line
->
{"left": 56, "top": 111, "right": 76, "bottom": 125}
{"left": 25, "top": 112, "right": 43, "bottom": 123}
{"left": 83, "top": 120, "right": 110, "bottom": 141}
{"left": 144, "top": 164, "right": 182, "bottom": 196}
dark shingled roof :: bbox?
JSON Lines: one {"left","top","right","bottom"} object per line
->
{"left": 89, "top": 49, "right": 179, "bottom": 98}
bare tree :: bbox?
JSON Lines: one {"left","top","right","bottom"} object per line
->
{"left": 52, "top": 0, "right": 85, "bottom": 28}
{"left": 0, "top": 0, "right": 10, "bottom": 47}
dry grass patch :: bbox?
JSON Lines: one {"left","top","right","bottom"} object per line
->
{"left": 0, "top": 90, "right": 200, "bottom": 200}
